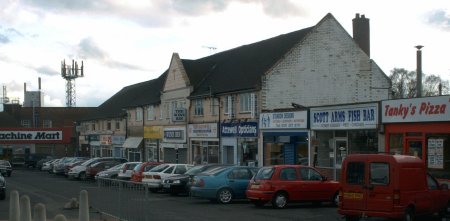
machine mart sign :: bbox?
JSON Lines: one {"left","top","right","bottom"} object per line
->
{"left": 310, "top": 103, "right": 378, "bottom": 130}
{"left": 382, "top": 96, "right": 450, "bottom": 123}
{"left": 0, "top": 128, "right": 72, "bottom": 144}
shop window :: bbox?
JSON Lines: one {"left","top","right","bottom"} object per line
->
{"left": 335, "top": 130, "right": 347, "bottom": 138}
{"left": 315, "top": 131, "right": 334, "bottom": 167}
{"left": 389, "top": 133, "right": 403, "bottom": 154}
{"left": 263, "top": 135, "right": 308, "bottom": 166}
{"left": 239, "top": 138, "right": 258, "bottom": 166}
{"left": 348, "top": 130, "right": 378, "bottom": 154}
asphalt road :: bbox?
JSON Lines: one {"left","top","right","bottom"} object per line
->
{"left": 0, "top": 168, "right": 447, "bottom": 221}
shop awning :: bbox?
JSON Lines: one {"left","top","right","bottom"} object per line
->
{"left": 122, "top": 137, "right": 143, "bottom": 149}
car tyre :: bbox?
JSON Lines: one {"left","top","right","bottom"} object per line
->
{"left": 216, "top": 188, "right": 233, "bottom": 204}
{"left": 272, "top": 192, "right": 288, "bottom": 209}
{"left": 404, "top": 207, "right": 414, "bottom": 221}
{"left": 331, "top": 192, "right": 339, "bottom": 206}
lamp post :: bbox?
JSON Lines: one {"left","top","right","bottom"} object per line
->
{"left": 415, "top": 45, "right": 423, "bottom": 98}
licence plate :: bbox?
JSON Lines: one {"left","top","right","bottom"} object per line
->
{"left": 343, "top": 192, "right": 363, "bottom": 200}
{"left": 250, "top": 184, "right": 260, "bottom": 189}
{"left": 163, "top": 183, "right": 170, "bottom": 188}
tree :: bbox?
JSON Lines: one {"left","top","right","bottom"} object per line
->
{"left": 389, "top": 68, "right": 449, "bottom": 99}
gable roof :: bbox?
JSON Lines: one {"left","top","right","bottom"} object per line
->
{"left": 82, "top": 72, "right": 167, "bottom": 121}
{"left": 187, "top": 25, "right": 314, "bottom": 97}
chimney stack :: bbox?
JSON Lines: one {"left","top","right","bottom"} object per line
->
{"left": 352, "top": 13, "right": 370, "bottom": 57}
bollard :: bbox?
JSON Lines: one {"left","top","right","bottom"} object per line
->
{"left": 53, "top": 214, "right": 67, "bottom": 221}
{"left": 32, "top": 203, "right": 46, "bottom": 221}
{"left": 20, "top": 195, "right": 32, "bottom": 221}
{"left": 9, "top": 190, "right": 20, "bottom": 221}
{"left": 79, "top": 190, "right": 89, "bottom": 221}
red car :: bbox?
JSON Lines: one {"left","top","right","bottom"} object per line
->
{"left": 130, "top": 162, "right": 162, "bottom": 182}
{"left": 85, "top": 161, "right": 122, "bottom": 179}
{"left": 246, "top": 165, "right": 340, "bottom": 208}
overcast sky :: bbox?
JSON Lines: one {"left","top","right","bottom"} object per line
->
{"left": 1, "top": 0, "right": 449, "bottom": 110}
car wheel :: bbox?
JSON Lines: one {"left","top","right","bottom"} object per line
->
{"left": 331, "top": 192, "right": 339, "bottom": 206}
{"left": 272, "top": 192, "right": 288, "bottom": 209}
{"left": 216, "top": 188, "right": 233, "bottom": 204}
{"left": 404, "top": 207, "right": 414, "bottom": 221}
{"left": 251, "top": 200, "right": 266, "bottom": 207}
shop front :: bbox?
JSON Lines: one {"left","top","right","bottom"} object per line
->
{"left": 144, "top": 126, "right": 163, "bottom": 162}
{"left": 221, "top": 122, "right": 258, "bottom": 166}
{"left": 111, "top": 135, "right": 125, "bottom": 158}
{"left": 100, "top": 134, "right": 112, "bottom": 157}
{"left": 382, "top": 96, "right": 450, "bottom": 178}
{"left": 122, "top": 136, "right": 143, "bottom": 161}
{"left": 310, "top": 103, "right": 380, "bottom": 180}
{"left": 188, "top": 123, "right": 219, "bottom": 165}
{"left": 260, "top": 111, "right": 308, "bottom": 167}
{"left": 161, "top": 126, "right": 187, "bottom": 163}
{"left": 89, "top": 135, "right": 100, "bottom": 157}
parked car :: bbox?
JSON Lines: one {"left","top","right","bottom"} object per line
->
{"left": 338, "top": 154, "right": 450, "bottom": 221}
{"left": 41, "top": 159, "right": 58, "bottom": 172}
{"left": 10, "top": 157, "right": 25, "bottom": 167}
{"left": 36, "top": 157, "right": 53, "bottom": 171}
{"left": 85, "top": 161, "right": 122, "bottom": 180}
{"left": 246, "top": 165, "right": 340, "bottom": 208}
{"left": 68, "top": 157, "right": 128, "bottom": 180}
{"left": 53, "top": 157, "right": 76, "bottom": 175}
{"left": 0, "top": 173, "right": 5, "bottom": 200}
{"left": 95, "top": 163, "right": 125, "bottom": 180}
{"left": 117, "top": 162, "right": 142, "bottom": 180}
{"left": 142, "top": 163, "right": 193, "bottom": 192}
{"left": 47, "top": 158, "right": 61, "bottom": 174}
{"left": 162, "top": 164, "right": 227, "bottom": 195}
{"left": 130, "top": 162, "right": 162, "bottom": 183}
{"left": 190, "top": 166, "right": 258, "bottom": 204}
{"left": 64, "top": 160, "right": 87, "bottom": 176}
{"left": 0, "top": 160, "right": 12, "bottom": 177}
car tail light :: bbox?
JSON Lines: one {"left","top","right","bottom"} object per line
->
{"left": 393, "top": 189, "right": 400, "bottom": 204}
{"left": 194, "top": 179, "right": 205, "bottom": 187}
{"left": 153, "top": 175, "right": 161, "bottom": 180}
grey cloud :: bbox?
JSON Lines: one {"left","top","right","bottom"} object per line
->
{"left": 22, "top": 0, "right": 110, "bottom": 12}
{"left": 0, "top": 27, "right": 23, "bottom": 44}
{"left": 427, "top": 9, "right": 450, "bottom": 31}
{"left": 0, "top": 34, "right": 9, "bottom": 44}
{"left": 36, "top": 66, "right": 59, "bottom": 76}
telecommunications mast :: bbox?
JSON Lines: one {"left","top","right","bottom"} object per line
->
{"left": 61, "top": 59, "right": 84, "bottom": 107}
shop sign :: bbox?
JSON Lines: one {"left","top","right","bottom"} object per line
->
{"left": 0, "top": 131, "right": 62, "bottom": 141}
{"left": 221, "top": 122, "right": 258, "bottom": 137}
{"left": 89, "top": 134, "right": 100, "bottom": 141}
{"left": 188, "top": 123, "right": 218, "bottom": 138}
{"left": 311, "top": 104, "right": 378, "bottom": 130}
{"left": 172, "top": 108, "right": 186, "bottom": 122}
{"left": 163, "top": 127, "right": 186, "bottom": 143}
{"left": 382, "top": 96, "right": 450, "bottom": 123}
{"left": 260, "top": 111, "right": 307, "bottom": 129}
{"left": 100, "top": 135, "right": 112, "bottom": 145}
{"left": 144, "top": 126, "right": 163, "bottom": 139}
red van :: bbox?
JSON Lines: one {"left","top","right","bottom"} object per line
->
{"left": 338, "top": 154, "right": 450, "bottom": 221}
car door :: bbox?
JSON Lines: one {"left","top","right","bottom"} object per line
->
{"left": 426, "top": 174, "right": 447, "bottom": 214}
{"left": 277, "top": 167, "right": 301, "bottom": 200}
{"left": 365, "top": 161, "right": 393, "bottom": 212}
{"left": 227, "top": 168, "right": 253, "bottom": 198}
{"left": 298, "top": 167, "right": 329, "bottom": 201}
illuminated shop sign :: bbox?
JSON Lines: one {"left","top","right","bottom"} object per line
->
{"left": 221, "top": 122, "right": 258, "bottom": 137}
{"left": 310, "top": 103, "right": 378, "bottom": 130}
{"left": 382, "top": 96, "right": 450, "bottom": 123}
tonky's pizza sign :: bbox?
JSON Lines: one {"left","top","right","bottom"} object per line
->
{"left": 382, "top": 96, "right": 450, "bottom": 123}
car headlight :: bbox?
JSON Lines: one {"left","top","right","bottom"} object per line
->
{"left": 173, "top": 180, "right": 181, "bottom": 184}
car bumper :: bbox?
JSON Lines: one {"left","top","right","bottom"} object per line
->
{"left": 67, "top": 172, "right": 81, "bottom": 179}
{"left": 146, "top": 182, "right": 162, "bottom": 189}
{"left": 338, "top": 207, "right": 403, "bottom": 219}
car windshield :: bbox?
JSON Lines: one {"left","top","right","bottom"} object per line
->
{"left": 107, "top": 163, "right": 124, "bottom": 171}
{"left": 134, "top": 163, "right": 143, "bottom": 171}
{"left": 80, "top": 158, "right": 97, "bottom": 166}
{"left": 149, "top": 164, "right": 170, "bottom": 172}
{"left": 198, "top": 166, "right": 230, "bottom": 176}
{"left": 255, "top": 167, "right": 275, "bottom": 180}
{"left": 185, "top": 165, "right": 220, "bottom": 175}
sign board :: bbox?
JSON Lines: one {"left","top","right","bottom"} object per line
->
{"left": 188, "top": 123, "right": 218, "bottom": 138}
{"left": 172, "top": 108, "right": 186, "bottom": 122}
{"left": 100, "top": 135, "right": 112, "bottom": 145}
{"left": 260, "top": 111, "right": 307, "bottom": 129}
{"left": 427, "top": 138, "right": 444, "bottom": 169}
{"left": 221, "top": 122, "right": 258, "bottom": 137}
{"left": 310, "top": 103, "right": 378, "bottom": 130}
{"left": 0, "top": 128, "right": 72, "bottom": 144}
{"left": 144, "top": 126, "right": 163, "bottom": 139}
{"left": 163, "top": 127, "right": 186, "bottom": 143}
{"left": 382, "top": 96, "right": 450, "bottom": 123}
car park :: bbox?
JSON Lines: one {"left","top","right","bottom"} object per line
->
{"left": 162, "top": 164, "right": 226, "bottom": 195}
{"left": 47, "top": 158, "right": 61, "bottom": 174}
{"left": 117, "top": 162, "right": 141, "bottom": 180}
{"left": 41, "top": 159, "right": 58, "bottom": 172}
{"left": 142, "top": 163, "right": 193, "bottom": 192}
{"left": 0, "top": 160, "right": 12, "bottom": 177}
{"left": 68, "top": 157, "right": 127, "bottom": 180}
{"left": 64, "top": 159, "right": 87, "bottom": 176}
{"left": 190, "top": 166, "right": 258, "bottom": 204}
{"left": 338, "top": 154, "right": 450, "bottom": 221}
{"left": 0, "top": 173, "right": 5, "bottom": 200}
{"left": 246, "top": 165, "right": 340, "bottom": 208}
{"left": 130, "top": 162, "right": 162, "bottom": 183}
{"left": 36, "top": 157, "right": 53, "bottom": 171}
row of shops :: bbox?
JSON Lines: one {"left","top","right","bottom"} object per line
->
{"left": 1, "top": 96, "right": 449, "bottom": 180}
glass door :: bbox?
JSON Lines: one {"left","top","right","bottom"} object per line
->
{"left": 334, "top": 139, "right": 348, "bottom": 180}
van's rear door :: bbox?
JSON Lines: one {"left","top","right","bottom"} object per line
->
{"left": 341, "top": 160, "right": 367, "bottom": 210}
{"left": 365, "top": 161, "right": 393, "bottom": 212}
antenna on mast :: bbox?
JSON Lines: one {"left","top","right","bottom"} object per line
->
{"left": 61, "top": 59, "right": 84, "bottom": 107}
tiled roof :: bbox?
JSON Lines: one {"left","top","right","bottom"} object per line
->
{"left": 82, "top": 71, "right": 167, "bottom": 120}
{"left": 188, "top": 26, "right": 314, "bottom": 97}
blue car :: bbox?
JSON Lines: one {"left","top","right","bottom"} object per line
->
{"left": 190, "top": 166, "right": 258, "bottom": 204}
